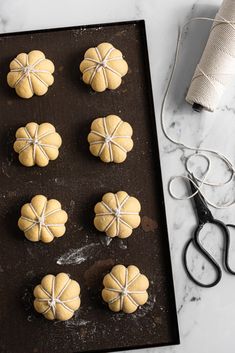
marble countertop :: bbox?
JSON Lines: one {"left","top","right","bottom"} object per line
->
{"left": 1, "top": 0, "right": 235, "bottom": 352}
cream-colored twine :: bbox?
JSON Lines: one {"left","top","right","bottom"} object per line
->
{"left": 90, "top": 117, "right": 130, "bottom": 162}
{"left": 161, "top": 1, "right": 235, "bottom": 208}
{"left": 96, "top": 194, "right": 139, "bottom": 236}
{"left": 37, "top": 276, "right": 79, "bottom": 318}
{"left": 186, "top": 0, "right": 235, "bottom": 111}
{"left": 83, "top": 46, "right": 122, "bottom": 88}
{"left": 107, "top": 269, "right": 144, "bottom": 309}
{"left": 12, "top": 56, "right": 50, "bottom": 92}
{"left": 21, "top": 200, "right": 63, "bottom": 241}
{"left": 17, "top": 126, "right": 56, "bottom": 163}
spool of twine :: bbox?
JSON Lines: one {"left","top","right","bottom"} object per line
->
{"left": 186, "top": 0, "right": 235, "bottom": 112}
{"left": 161, "top": 3, "right": 235, "bottom": 208}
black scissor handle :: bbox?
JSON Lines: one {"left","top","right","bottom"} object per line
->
{"left": 224, "top": 223, "right": 235, "bottom": 275}
{"left": 183, "top": 223, "right": 222, "bottom": 288}
{"left": 201, "top": 220, "right": 235, "bottom": 275}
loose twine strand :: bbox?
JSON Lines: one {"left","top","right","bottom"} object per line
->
{"left": 161, "top": 14, "right": 235, "bottom": 209}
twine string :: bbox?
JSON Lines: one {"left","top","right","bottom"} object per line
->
{"left": 90, "top": 117, "right": 131, "bottom": 162}
{"left": 83, "top": 46, "right": 123, "bottom": 88}
{"left": 107, "top": 269, "right": 144, "bottom": 309}
{"left": 17, "top": 126, "right": 57, "bottom": 163}
{"left": 11, "top": 55, "right": 50, "bottom": 91}
{"left": 96, "top": 194, "right": 139, "bottom": 236}
{"left": 21, "top": 199, "right": 64, "bottom": 241}
{"left": 37, "top": 276, "right": 79, "bottom": 318}
{"left": 161, "top": 10, "right": 235, "bottom": 208}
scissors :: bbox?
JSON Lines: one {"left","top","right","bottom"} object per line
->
{"left": 183, "top": 175, "right": 235, "bottom": 288}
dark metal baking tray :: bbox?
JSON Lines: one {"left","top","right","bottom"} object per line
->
{"left": 0, "top": 20, "right": 179, "bottom": 353}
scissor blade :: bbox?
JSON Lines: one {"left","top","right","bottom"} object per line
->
{"left": 189, "top": 177, "right": 207, "bottom": 207}
{"left": 188, "top": 174, "right": 214, "bottom": 223}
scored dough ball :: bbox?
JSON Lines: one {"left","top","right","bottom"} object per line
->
{"left": 13, "top": 122, "right": 62, "bottom": 167}
{"left": 88, "top": 115, "right": 133, "bottom": 163}
{"left": 80, "top": 42, "right": 128, "bottom": 92}
{"left": 102, "top": 264, "right": 149, "bottom": 313}
{"left": 34, "top": 273, "right": 81, "bottom": 321}
{"left": 18, "top": 195, "right": 68, "bottom": 243}
{"left": 7, "top": 50, "right": 55, "bottom": 99}
{"left": 94, "top": 191, "right": 141, "bottom": 238}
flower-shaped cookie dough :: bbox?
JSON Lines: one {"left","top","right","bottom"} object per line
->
{"left": 94, "top": 191, "right": 141, "bottom": 238}
{"left": 88, "top": 115, "right": 133, "bottom": 163}
{"left": 13, "top": 122, "right": 62, "bottom": 167}
{"left": 102, "top": 265, "right": 149, "bottom": 313}
{"left": 7, "top": 50, "right": 55, "bottom": 99}
{"left": 18, "top": 195, "right": 68, "bottom": 243}
{"left": 34, "top": 273, "right": 81, "bottom": 321}
{"left": 80, "top": 42, "right": 128, "bottom": 92}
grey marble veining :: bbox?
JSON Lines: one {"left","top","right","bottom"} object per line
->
{"left": 1, "top": 0, "right": 235, "bottom": 352}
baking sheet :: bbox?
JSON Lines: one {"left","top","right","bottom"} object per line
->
{"left": 0, "top": 20, "right": 179, "bottom": 353}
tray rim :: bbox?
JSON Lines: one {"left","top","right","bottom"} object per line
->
{"left": 0, "top": 19, "right": 180, "bottom": 352}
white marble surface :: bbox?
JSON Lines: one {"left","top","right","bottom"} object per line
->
{"left": 1, "top": 0, "right": 235, "bottom": 352}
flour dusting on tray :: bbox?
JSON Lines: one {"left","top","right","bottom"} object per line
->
{"left": 56, "top": 243, "right": 100, "bottom": 265}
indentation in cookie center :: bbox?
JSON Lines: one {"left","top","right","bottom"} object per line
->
{"left": 122, "top": 287, "right": 128, "bottom": 296}
{"left": 105, "top": 135, "right": 112, "bottom": 144}
{"left": 23, "top": 65, "right": 33, "bottom": 74}
{"left": 37, "top": 215, "right": 45, "bottom": 225}
{"left": 99, "top": 60, "right": 107, "bottom": 68}
{"left": 114, "top": 208, "right": 121, "bottom": 217}
{"left": 48, "top": 298, "right": 56, "bottom": 307}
